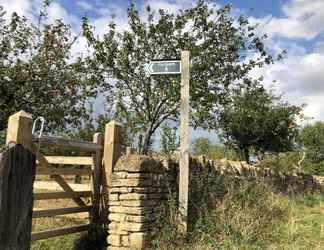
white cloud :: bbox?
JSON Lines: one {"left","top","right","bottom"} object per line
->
{"left": 246, "top": 1, "right": 324, "bottom": 122}
{"left": 260, "top": 0, "right": 324, "bottom": 40}
{"left": 76, "top": 1, "right": 93, "bottom": 11}
{"left": 47, "top": 2, "right": 80, "bottom": 31}
{"left": 0, "top": 0, "right": 42, "bottom": 22}
{"left": 314, "top": 40, "right": 324, "bottom": 53}
{"left": 142, "top": 0, "right": 195, "bottom": 14}
{"left": 0, "top": 0, "right": 80, "bottom": 31}
{"left": 250, "top": 43, "right": 324, "bottom": 121}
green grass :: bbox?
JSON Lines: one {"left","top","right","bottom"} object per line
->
{"left": 279, "top": 194, "right": 324, "bottom": 250}
{"left": 31, "top": 189, "right": 88, "bottom": 250}
{"left": 31, "top": 233, "right": 81, "bottom": 250}
{"left": 31, "top": 215, "right": 85, "bottom": 250}
{"left": 31, "top": 187, "right": 324, "bottom": 250}
{"left": 149, "top": 178, "right": 324, "bottom": 250}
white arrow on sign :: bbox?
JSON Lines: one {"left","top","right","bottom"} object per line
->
{"left": 145, "top": 60, "right": 181, "bottom": 75}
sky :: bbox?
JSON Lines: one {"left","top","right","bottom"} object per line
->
{"left": 1, "top": 0, "right": 324, "bottom": 144}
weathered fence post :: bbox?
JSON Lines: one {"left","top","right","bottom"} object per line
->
{"left": 91, "top": 132, "right": 103, "bottom": 223}
{"left": 0, "top": 111, "right": 35, "bottom": 250}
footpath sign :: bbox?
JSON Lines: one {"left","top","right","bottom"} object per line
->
{"left": 145, "top": 60, "right": 181, "bottom": 75}
{"left": 146, "top": 51, "right": 190, "bottom": 233}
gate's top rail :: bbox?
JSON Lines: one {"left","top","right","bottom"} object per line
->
{"left": 33, "top": 135, "right": 102, "bottom": 152}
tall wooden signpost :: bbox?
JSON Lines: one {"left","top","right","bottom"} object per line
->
{"left": 179, "top": 50, "right": 190, "bottom": 233}
{"left": 146, "top": 50, "right": 190, "bottom": 233}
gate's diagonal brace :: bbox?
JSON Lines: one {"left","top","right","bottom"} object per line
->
{"left": 50, "top": 175, "right": 87, "bottom": 207}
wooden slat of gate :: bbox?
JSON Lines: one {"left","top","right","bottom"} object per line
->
{"left": 33, "top": 206, "right": 92, "bottom": 218}
{"left": 36, "top": 167, "right": 91, "bottom": 176}
{"left": 43, "top": 156, "right": 93, "bottom": 165}
{"left": 33, "top": 136, "right": 102, "bottom": 152}
{"left": 34, "top": 191, "right": 92, "bottom": 200}
{"left": 31, "top": 224, "right": 90, "bottom": 241}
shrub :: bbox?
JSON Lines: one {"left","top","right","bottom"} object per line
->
{"left": 150, "top": 170, "right": 289, "bottom": 250}
{"left": 73, "top": 224, "right": 107, "bottom": 250}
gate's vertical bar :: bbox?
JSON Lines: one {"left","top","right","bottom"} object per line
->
{"left": 91, "top": 132, "right": 103, "bottom": 224}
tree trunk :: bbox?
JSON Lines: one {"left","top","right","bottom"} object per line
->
{"left": 140, "top": 131, "right": 153, "bottom": 155}
{"left": 243, "top": 147, "right": 250, "bottom": 164}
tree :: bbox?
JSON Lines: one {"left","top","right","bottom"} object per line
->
{"left": 82, "top": 1, "right": 274, "bottom": 154}
{"left": 192, "top": 137, "right": 239, "bottom": 160}
{"left": 208, "top": 144, "right": 239, "bottom": 160}
{"left": 219, "top": 83, "right": 302, "bottom": 163}
{"left": 298, "top": 122, "right": 324, "bottom": 175}
{"left": 0, "top": 129, "right": 5, "bottom": 146}
{"left": 160, "top": 124, "right": 179, "bottom": 156}
{"left": 192, "top": 137, "right": 212, "bottom": 155}
{"left": 0, "top": 4, "right": 99, "bottom": 132}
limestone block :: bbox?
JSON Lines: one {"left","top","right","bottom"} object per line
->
{"left": 109, "top": 213, "right": 148, "bottom": 223}
{"left": 132, "top": 187, "right": 156, "bottom": 193}
{"left": 130, "top": 232, "right": 146, "bottom": 249}
{"left": 109, "top": 194, "right": 120, "bottom": 201}
{"left": 121, "top": 235, "right": 130, "bottom": 247}
{"left": 126, "top": 215, "right": 147, "bottom": 223}
{"left": 112, "top": 172, "right": 128, "bottom": 179}
{"left": 109, "top": 247, "right": 129, "bottom": 250}
{"left": 111, "top": 178, "right": 152, "bottom": 187}
{"left": 108, "top": 222, "right": 119, "bottom": 230}
{"left": 115, "top": 155, "right": 165, "bottom": 173}
{"left": 109, "top": 187, "right": 129, "bottom": 194}
{"left": 107, "top": 234, "right": 121, "bottom": 246}
{"left": 109, "top": 222, "right": 147, "bottom": 232}
{"left": 122, "top": 222, "right": 147, "bottom": 232}
{"left": 119, "top": 193, "right": 147, "bottom": 200}
{"left": 109, "top": 206, "right": 153, "bottom": 215}
{"left": 109, "top": 213, "right": 127, "bottom": 222}
{"left": 109, "top": 201, "right": 121, "bottom": 206}
{"left": 126, "top": 173, "right": 152, "bottom": 179}
{"left": 108, "top": 229, "right": 128, "bottom": 235}
{"left": 122, "top": 200, "right": 159, "bottom": 207}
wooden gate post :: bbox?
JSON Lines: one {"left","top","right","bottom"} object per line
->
{"left": 91, "top": 132, "right": 104, "bottom": 223}
{"left": 101, "top": 121, "right": 123, "bottom": 224}
{"left": 104, "top": 121, "right": 123, "bottom": 187}
{"left": 0, "top": 111, "right": 35, "bottom": 249}
{"left": 6, "top": 110, "right": 33, "bottom": 148}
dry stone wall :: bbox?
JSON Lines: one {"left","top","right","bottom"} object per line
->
{"left": 192, "top": 156, "right": 324, "bottom": 192}
{"left": 107, "top": 155, "right": 175, "bottom": 250}
{"left": 106, "top": 154, "right": 323, "bottom": 250}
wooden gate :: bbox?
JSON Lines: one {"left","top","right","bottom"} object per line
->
{"left": 2, "top": 110, "right": 123, "bottom": 244}
{"left": 31, "top": 132, "right": 103, "bottom": 241}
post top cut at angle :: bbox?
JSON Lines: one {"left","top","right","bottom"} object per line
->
{"left": 145, "top": 60, "right": 181, "bottom": 75}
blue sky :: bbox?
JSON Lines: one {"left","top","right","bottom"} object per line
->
{"left": 1, "top": 0, "right": 324, "bottom": 145}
